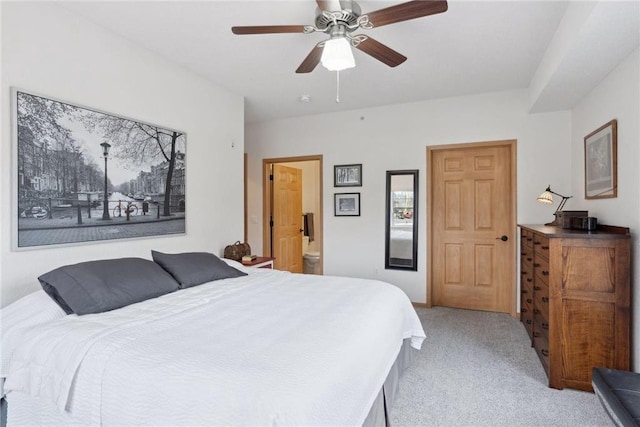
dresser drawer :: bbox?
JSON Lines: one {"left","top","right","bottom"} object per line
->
{"left": 532, "top": 234, "right": 550, "bottom": 259}
{"left": 533, "top": 302, "right": 551, "bottom": 373}
{"left": 534, "top": 309, "right": 550, "bottom": 342}
{"left": 534, "top": 333, "right": 550, "bottom": 374}
{"left": 533, "top": 253, "right": 550, "bottom": 286}
{"left": 522, "top": 312, "right": 534, "bottom": 340}
{"left": 521, "top": 246, "right": 534, "bottom": 267}
{"left": 534, "top": 304, "right": 549, "bottom": 333}
{"left": 521, "top": 296, "right": 533, "bottom": 321}
{"left": 534, "top": 280, "right": 549, "bottom": 308}
{"left": 521, "top": 263, "right": 534, "bottom": 290}
{"left": 521, "top": 229, "right": 534, "bottom": 249}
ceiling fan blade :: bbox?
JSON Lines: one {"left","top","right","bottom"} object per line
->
{"left": 355, "top": 37, "right": 407, "bottom": 67}
{"left": 296, "top": 44, "right": 324, "bottom": 73}
{"left": 365, "top": 0, "right": 448, "bottom": 28}
{"left": 232, "top": 25, "right": 306, "bottom": 35}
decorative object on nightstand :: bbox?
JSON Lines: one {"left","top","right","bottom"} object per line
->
{"left": 223, "top": 241, "right": 251, "bottom": 261}
{"left": 241, "top": 256, "right": 275, "bottom": 269}
{"left": 535, "top": 185, "right": 586, "bottom": 227}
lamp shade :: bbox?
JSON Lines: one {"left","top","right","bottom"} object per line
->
{"left": 321, "top": 38, "right": 355, "bottom": 71}
{"left": 536, "top": 190, "right": 554, "bottom": 204}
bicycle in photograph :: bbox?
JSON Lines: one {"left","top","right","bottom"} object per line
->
{"left": 19, "top": 205, "right": 49, "bottom": 220}
{"left": 113, "top": 200, "right": 138, "bottom": 218}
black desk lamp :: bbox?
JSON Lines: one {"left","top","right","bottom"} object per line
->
{"left": 537, "top": 185, "right": 572, "bottom": 226}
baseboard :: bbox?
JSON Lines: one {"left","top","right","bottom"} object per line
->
{"left": 412, "top": 302, "right": 429, "bottom": 308}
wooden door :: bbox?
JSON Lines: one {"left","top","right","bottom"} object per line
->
{"left": 430, "top": 143, "right": 514, "bottom": 313}
{"left": 272, "top": 164, "right": 303, "bottom": 273}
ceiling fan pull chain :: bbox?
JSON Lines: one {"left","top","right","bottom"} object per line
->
{"left": 335, "top": 70, "right": 340, "bottom": 103}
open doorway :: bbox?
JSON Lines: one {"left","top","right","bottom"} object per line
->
{"left": 262, "top": 155, "right": 323, "bottom": 274}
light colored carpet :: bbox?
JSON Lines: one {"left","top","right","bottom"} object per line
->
{"left": 390, "top": 307, "right": 612, "bottom": 427}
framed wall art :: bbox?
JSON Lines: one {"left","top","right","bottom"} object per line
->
{"left": 584, "top": 119, "right": 617, "bottom": 199}
{"left": 334, "top": 193, "right": 360, "bottom": 217}
{"left": 13, "top": 88, "right": 187, "bottom": 248}
{"left": 334, "top": 163, "right": 362, "bottom": 187}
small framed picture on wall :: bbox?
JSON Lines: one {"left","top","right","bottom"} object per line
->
{"left": 334, "top": 193, "right": 360, "bottom": 217}
{"left": 584, "top": 119, "right": 617, "bottom": 199}
{"left": 334, "top": 164, "right": 362, "bottom": 187}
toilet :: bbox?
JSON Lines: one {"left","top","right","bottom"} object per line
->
{"left": 302, "top": 236, "right": 321, "bottom": 274}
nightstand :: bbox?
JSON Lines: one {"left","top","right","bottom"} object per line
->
{"left": 241, "top": 256, "right": 275, "bottom": 269}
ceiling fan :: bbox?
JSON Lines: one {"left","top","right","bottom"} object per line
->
{"left": 231, "top": 0, "right": 448, "bottom": 73}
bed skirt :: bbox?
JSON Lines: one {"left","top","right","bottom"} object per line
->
{"left": 363, "top": 338, "right": 413, "bottom": 427}
{"left": 2, "top": 339, "right": 413, "bottom": 427}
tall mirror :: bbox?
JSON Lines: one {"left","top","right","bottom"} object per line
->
{"left": 385, "top": 170, "right": 419, "bottom": 271}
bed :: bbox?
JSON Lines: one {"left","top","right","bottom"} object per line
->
{"left": 389, "top": 227, "right": 414, "bottom": 260}
{"left": 1, "top": 253, "right": 425, "bottom": 427}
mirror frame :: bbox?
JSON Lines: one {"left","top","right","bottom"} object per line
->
{"left": 385, "top": 170, "right": 419, "bottom": 271}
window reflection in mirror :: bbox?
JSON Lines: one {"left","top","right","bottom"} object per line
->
{"left": 385, "top": 170, "right": 418, "bottom": 271}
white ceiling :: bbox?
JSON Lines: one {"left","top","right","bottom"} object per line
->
{"left": 58, "top": 1, "right": 639, "bottom": 123}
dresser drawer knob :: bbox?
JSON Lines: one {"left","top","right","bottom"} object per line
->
{"left": 541, "top": 349, "right": 549, "bottom": 357}
{"left": 526, "top": 319, "right": 532, "bottom": 325}
{"left": 534, "top": 241, "right": 540, "bottom": 245}
{"left": 526, "top": 298, "right": 532, "bottom": 304}
{"left": 542, "top": 297, "right": 549, "bottom": 303}
{"left": 527, "top": 278, "right": 533, "bottom": 282}
{"left": 533, "top": 263, "right": 540, "bottom": 267}
{"left": 527, "top": 257, "right": 533, "bottom": 261}
{"left": 542, "top": 271, "right": 549, "bottom": 276}
{"left": 541, "top": 246, "right": 549, "bottom": 250}
{"left": 542, "top": 323, "right": 548, "bottom": 330}
{"left": 534, "top": 286, "right": 541, "bottom": 291}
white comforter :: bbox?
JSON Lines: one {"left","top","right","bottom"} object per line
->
{"left": 4, "top": 268, "right": 425, "bottom": 427}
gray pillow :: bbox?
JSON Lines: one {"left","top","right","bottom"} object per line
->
{"left": 38, "top": 258, "right": 179, "bottom": 315}
{"left": 151, "top": 250, "right": 247, "bottom": 288}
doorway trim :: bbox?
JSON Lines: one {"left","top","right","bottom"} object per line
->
{"left": 426, "top": 140, "right": 517, "bottom": 317}
{"left": 263, "top": 155, "right": 323, "bottom": 273}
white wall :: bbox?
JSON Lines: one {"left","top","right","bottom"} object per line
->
{"left": 246, "top": 89, "right": 571, "bottom": 303}
{"left": 0, "top": 3, "right": 245, "bottom": 306}
{"left": 570, "top": 47, "right": 640, "bottom": 369}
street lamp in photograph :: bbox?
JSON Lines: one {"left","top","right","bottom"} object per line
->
{"left": 100, "top": 142, "right": 111, "bottom": 220}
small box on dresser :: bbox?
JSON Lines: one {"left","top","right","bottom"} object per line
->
{"left": 518, "top": 224, "right": 631, "bottom": 391}
{"left": 555, "top": 210, "right": 588, "bottom": 229}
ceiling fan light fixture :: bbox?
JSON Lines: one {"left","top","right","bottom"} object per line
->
{"left": 321, "top": 37, "right": 355, "bottom": 71}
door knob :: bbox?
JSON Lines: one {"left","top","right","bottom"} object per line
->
{"left": 496, "top": 235, "right": 508, "bottom": 242}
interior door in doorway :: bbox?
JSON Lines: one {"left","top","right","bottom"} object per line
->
{"left": 272, "top": 164, "right": 303, "bottom": 273}
{"left": 431, "top": 143, "right": 514, "bottom": 313}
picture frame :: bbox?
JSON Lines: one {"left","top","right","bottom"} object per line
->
{"left": 334, "top": 193, "right": 360, "bottom": 217}
{"left": 13, "top": 88, "right": 186, "bottom": 249}
{"left": 584, "top": 119, "right": 617, "bottom": 199}
{"left": 334, "top": 163, "right": 362, "bottom": 187}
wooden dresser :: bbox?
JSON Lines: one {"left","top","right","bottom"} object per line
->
{"left": 519, "top": 224, "right": 631, "bottom": 391}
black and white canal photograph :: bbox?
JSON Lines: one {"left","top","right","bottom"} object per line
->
{"left": 14, "top": 89, "right": 186, "bottom": 248}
